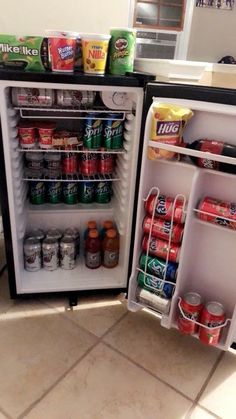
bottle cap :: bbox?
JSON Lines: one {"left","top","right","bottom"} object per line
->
{"left": 88, "top": 220, "right": 97, "bottom": 229}
{"left": 89, "top": 229, "right": 99, "bottom": 238}
{"left": 103, "top": 220, "right": 113, "bottom": 230}
{"left": 106, "top": 229, "right": 117, "bottom": 239}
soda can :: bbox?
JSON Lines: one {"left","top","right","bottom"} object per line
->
{"left": 79, "top": 180, "right": 95, "bottom": 203}
{"left": 199, "top": 302, "right": 225, "bottom": 345}
{"left": 30, "top": 181, "right": 46, "bottom": 205}
{"left": 57, "top": 90, "right": 96, "bottom": 107}
{"left": 104, "top": 115, "right": 124, "bottom": 149}
{"left": 142, "top": 216, "right": 184, "bottom": 244}
{"left": 60, "top": 236, "right": 76, "bottom": 270}
{"left": 24, "top": 237, "right": 41, "bottom": 272}
{"left": 145, "top": 194, "right": 186, "bottom": 224}
{"left": 12, "top": 87, "right": 55, "bottom": 107}
{"left": 47, "top": 228, "right": 63, "bottom": 241}
{"left": 137, "top": 272, "right": 175, "bottom": 299}
{"left": 62, "top": 183, "right": 78, "bottom": 205}
{"left": 95, "top": 182, "right": 111, "bottom": 204}
{"left": 62, "top": 153, "right": 78, "bottom": 175}
{"left": 98, "top": 149, "right": 115, "bottom": 174}
{"left": 83, "top": 113, "right": 102, "bottom": 149}
{"left": 177, "top": 292, "right": 203, "bottom": 335}
{"left": 198, "top": 197, "right": 236, "bottom": 230}
{"left": 47, "top": 181, "right": 62, "bottom": 204}
{"left": 26, "top": 228, "right": 45, "bottom": 242}
{"left": 142, "top": 235, "right": 181, "bottom": 263}
{"left": 139, "top": 254, "right": 178, "bottom": 282}
{"left": 136, "top": 287, "right": 170, "bottom": 314}
{"left": 80, "top": 149, "right": 98, "bottom": 175}
{"left": 42, "top": 238, "right": 59, "bottom": 271}
{"left": 64, "top": 228, "right": 80, "bottom": 255}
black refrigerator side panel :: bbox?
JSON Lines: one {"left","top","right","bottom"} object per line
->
{"left": 145, "top": 83, "right": 236, "bottom": 109}
{"left": 0, "top": 120, "right": 17, "bottom": 298}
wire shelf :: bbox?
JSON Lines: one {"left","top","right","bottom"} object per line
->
{"left": 22, "top": 172, "right": 120, "bottom": 182}
{"left": 18, "top": 146, "right": 126, "bottom": 155}
{"left": 14, "top": 107, "right": 127, "bottom": 120}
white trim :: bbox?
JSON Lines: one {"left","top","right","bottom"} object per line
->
{"left": 175, "top": 0, "right": 195, "bottom": 60}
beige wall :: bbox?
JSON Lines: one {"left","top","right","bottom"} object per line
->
{"left": 0, "top": 0, "right": 130, "bottom": 35}
{"left": 187, "top": 6, "right": 236, "bottom": 62}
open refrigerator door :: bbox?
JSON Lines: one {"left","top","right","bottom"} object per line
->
{"left": 0, "top": 76, "right": 144, "bottom": 295}
{"left": 128, "top": 87, "right": 236, "bottom": 351}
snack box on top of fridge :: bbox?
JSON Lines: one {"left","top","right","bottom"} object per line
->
{"left": 0, "top": 34, "right": 49, "bottom": 71}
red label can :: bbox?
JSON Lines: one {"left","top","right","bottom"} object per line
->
{"left": 145, "top": 194, "right": 186, "bottom": 224}
{"left": 98, "top": 150, "right": 114, "bottom": 174}
{"left": 142, "top": 235, "right": 180, "bottom": 263}
{"left": 197, "top": 140, "right": 224, "bottom": 170}
{"left": 81, "top": 149, "right": 98, "bottom": 175}
{"left": 199, "top": 302, "right": 225, "bottom": 345}
{"left": 198, "top": 197, "right": 236, "bottom": 230}
{"left": 177, "top": 292, "right": 203, "bottom": 335}
{"left": 143, "top": 216, "right": 184, "bottom": 244}
{"left": 62, "top": 153, "right": 78, "bottom": 174}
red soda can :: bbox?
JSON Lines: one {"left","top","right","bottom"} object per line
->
{"left": 199, "top": 302, "right": 225, "bottom": 345}
{"left": 198, "top": 197, "right": 236, "bottom": 230}
{"left": 145, "top": 194, "right": 185, "bottom": 224}
{"left": 98, "top": 149, "right": 114, "bottom": 174}
{"left": 177, "top": 292, "right": 203, "bottom": 335}
{"left": 81, "top": 149, "right": 98, "bottom": 175}
{"left": 143, "top": 216, "right": 184, "bottom": 244}
{"left": 142, "top": 235, "right": 180, "bottom": 263}
{"left": 62, "top": 153, "right": 78, "bottom": 174}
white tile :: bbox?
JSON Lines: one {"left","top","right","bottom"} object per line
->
{"left": 0, "top": 300, "right": 96, "bottom": 418}
{"left": 40, "top": 293, "right": 127, "bottom": 337}
{"left": 190, "top": 406, "right": 220, "bottom": 418}
{"left": 26, "top": 343, "right": 192, "bottom": 419}
{"left": 105, "top": 310, "right": 220, "bottom": 399}
{"left": 200, "top": 350, "right": 236, "bottom": 419}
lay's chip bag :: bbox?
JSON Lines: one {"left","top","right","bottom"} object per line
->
{"left": 148, "top": 103, "right": 193, "bottom": 161}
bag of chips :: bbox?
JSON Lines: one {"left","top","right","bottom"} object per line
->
{"left": 148, "top": 103, "right": 193, "bottom": 161}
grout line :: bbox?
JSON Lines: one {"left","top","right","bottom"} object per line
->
{"left": 18, "top": 303, "right": 128, "bottom": 418}
{"left": 0, "top": 405, "right": 14, "bottom": 419}
{"left": 103, "top": 340, "right": 194, "bottom": 403}
{"left": 17, "top": 338, "right": 100, "bottom": 419}
{"left": 194, "top": 350, "right": 225, "bottom": 405}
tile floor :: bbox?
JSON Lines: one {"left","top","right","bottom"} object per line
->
{"left": 0, "top": 271, "right": 235, "bottom": 419}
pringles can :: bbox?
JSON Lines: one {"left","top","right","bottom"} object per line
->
{"left": 108, "top": 28, "right": 136, "bottom": 75}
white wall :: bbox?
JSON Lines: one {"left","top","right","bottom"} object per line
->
{"left": 187, "top": 6, "right": 236, "bottom": 62}
{"left": 0, "top": 0, "right": 131, "bottom": 35}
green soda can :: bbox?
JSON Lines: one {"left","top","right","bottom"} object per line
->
{"left": 79, "top": 180, "right": 95, "bottom": 204}
{"left": 108, "top": 28, "right": 136, "bottom": 75}
{"left": 84, "top": 113, "right": 102, "bottom": 149}
{"left": 139, "top": 254, "right": 178, "bottom": 282}
{"left": 47, "top": 181, "right": 62, "bottom": 204}
{"left": 104, "top": 115, "right": 123, "bottom": 149}
{"left": 95, "top": 182, "right": 111, "bottom": 203}
{"left": 62, "top": 183, "right": 78, "bottom": 205}
{"left": 137, "top": 272, "right": 175, "bottom": 299}
{"left": 30, "top": 181, "right": 45, "bottom": 205}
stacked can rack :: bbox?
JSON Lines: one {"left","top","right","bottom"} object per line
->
{"left": 133, "top": 186, "right": 187, "bottom": 315}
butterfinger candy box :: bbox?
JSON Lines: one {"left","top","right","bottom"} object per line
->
{"left": 0, "top": 35, "right": 49, "bottom": 71}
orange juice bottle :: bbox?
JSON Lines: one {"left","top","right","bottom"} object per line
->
{"left": 103, "top": 229, "right": 119, "bottom": 268}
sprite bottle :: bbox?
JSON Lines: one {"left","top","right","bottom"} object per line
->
{"left": 84, "top": 113, "right": 102, "bottom": 149}
{"left": 79, "top": 180, "right": 95, "bottom": 204}
{"left": 62, "top": 183, "right": 78, "bottom": 205}
{"left": 137, "top": 272, "right": 175, "bottom": 299}
{"left": 139, "top": 254, "right": 178, "bottom": 282}
{"left": 30, "top": 181, "right": 45, "bottom": 205}
{"left": 47, "top": 181, "right": 62, "bottom": 204}
{"left": 108, "top": 28, "right": 136, "bottom": 75}
{"left": 104, "top": 115, "right": 124, "bottom": 149}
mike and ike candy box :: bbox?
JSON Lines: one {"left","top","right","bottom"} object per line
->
{"left": 148, "top": 103, "right": 193, "bottom": 161}
{"left": 0, "top": 35, "right": 49, "bottom": 71}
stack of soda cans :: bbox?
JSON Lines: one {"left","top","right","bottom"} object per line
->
{"left": 24, "top": 227, "right": 80, "bottom": 271}
{"left": 136, "top": 193, "right": 186, "bottom": 314}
